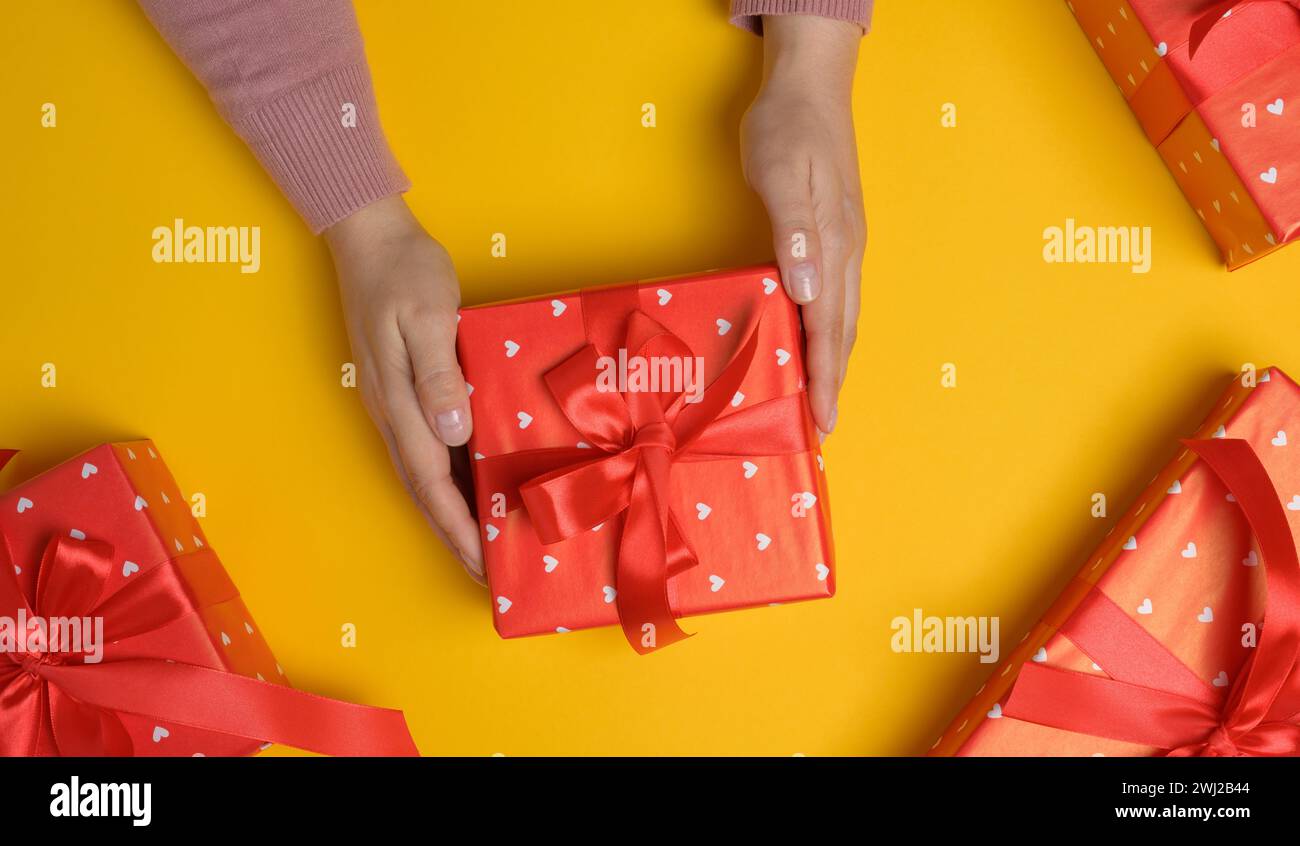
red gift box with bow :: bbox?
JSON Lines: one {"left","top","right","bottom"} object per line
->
{"left": 0, "top": 442, "right": 418, "bottom": 756}
{"left": 933, "top": 367, "right": 1300, "bottom": 756}
{"left": 457, "top": 266, "right": 834, "bottom": 653}
{"left": 1070, "top": 0, "right": 1300, "bottom": 268}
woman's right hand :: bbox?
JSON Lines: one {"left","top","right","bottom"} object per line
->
{"left": 325, "top": 195, "right": 484, "bottom": 585}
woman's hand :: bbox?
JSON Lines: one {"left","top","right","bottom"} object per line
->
{"left": 325, "top": 195, "right": 484, "bottom": 585}
{"left": 740, "top": 15, "right": 865, "bottom": 436}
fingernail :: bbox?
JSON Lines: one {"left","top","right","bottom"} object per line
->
{"left": 827, "top": 404, "right": 838, "bottom": 434}
{"left": 434, "top": 406, "right": 469, "bottom": 445}
{"left": 788, "top": 262, "right": 818, "bottom": 302}
{"left": 460, "top": 549, "right": 484, "bottom": 577}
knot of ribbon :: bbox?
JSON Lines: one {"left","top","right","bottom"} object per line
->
{"left": 1004, "top": 438, "right": 1300, "bottom": 756}
{"left": 0, "top": 462, "right": 419, "bottom": 755}
{"left": 475, "top": 284, "right": 814, "bottom": 654}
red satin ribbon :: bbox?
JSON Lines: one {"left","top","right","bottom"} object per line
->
{"left": 0, "top": 451, "right": 419, "bottom": 756}
{"left": 1189, "top": 0, "right": 1300, "bottom": 57}
{"left": 1005, "top": 438, "right": 1300, "bottom": 756}
{"left": 475, "top": 285, "right": 813, "bottom": 654}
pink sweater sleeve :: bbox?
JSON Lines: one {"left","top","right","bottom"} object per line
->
{"left": 730, "top": 0, "right": 874, "bottom": 34}
{"left": 136, "top": 0, "right": 409, "bottom": 233}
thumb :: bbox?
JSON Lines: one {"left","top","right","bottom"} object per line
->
{"left": 402, "top": 315, "right": 473, "bottom": 447}
{"left": 754, "top": 169, "right": 822, "bottom": 304}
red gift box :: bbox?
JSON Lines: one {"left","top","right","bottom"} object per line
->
{"left": 933, "top": 367, "right": 1300, "bottom": 756}
{"left": 457, "top": 266, "right": 834, "bottom": 653}
{"left": 1070, "top": 0, "right": 1300, "bottom": 268}
{"left": 0, "top": 441, "right": 417, "bottom": 756}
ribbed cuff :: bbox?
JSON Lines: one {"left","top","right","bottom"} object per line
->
{"left": 231, "top": 63, "right": 410, "bottom": 234}
{"left": 730, "top": 0, "right": 874, "bottom": 35}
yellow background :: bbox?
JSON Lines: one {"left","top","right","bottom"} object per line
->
{"left": 5, "top": 0, "right": 1300, "bottom": 755}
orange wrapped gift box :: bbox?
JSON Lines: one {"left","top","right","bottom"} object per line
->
{"left": 0, "top": 441, "right": 417, "bottom": 756}
{"left": 933, "top": 368, "right": 1300, "bottom": 756}
{"left": 1070, "top": 0, "right": 1300, "bottom": 268}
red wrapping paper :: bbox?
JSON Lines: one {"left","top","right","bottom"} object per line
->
{"left": 933, "top": 367, "right": 1300, "bottom": 755}
{"left": 457, "top": 266, "right": 834, "bottom": 650}
{"left": 0, "top": 441, "right": 418, "bottom": 756}
{"left": 1070, "top": 0, "right": 1300, "bottom": 268}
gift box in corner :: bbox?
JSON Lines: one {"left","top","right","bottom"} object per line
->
{"left": 457, "top": 266, "right": 834, "bottom": 653}
{"left": 1069, "top": 0, "right": 1300, "bottom": 268}
{"left": 932, "top": 367, "right": 1300, "bottom": 756}
{"left": 0, "top": 441, "right": 417, "bottom": 756}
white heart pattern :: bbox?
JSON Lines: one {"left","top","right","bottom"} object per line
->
{"left": 69, "top": 529, "right": 86, "bottom": 540}
{"left": 220, "top": 631, "right": 232, "bottom": 646}
{"left": 1243, "top": 550, "right": 1259, "bottom": 567}
{"left": 496, "top": 596, "right": 512, "bottom": 614}
{"left": 543, "top": 554, "right": 559, "bottom": 573}
{"left": 550, "top": 299, "right": 567, "bottom": 317}
{"left": 695, "top": 502, "right": 712, "bottom": 520}
{"left": 485, "top": 523, "right": 500, "bottom": 541}
{"left": 152, "top": 726, "right": 169, "bottom": 743}
{"left": 708, "top": 574, "right": 725, "bottom": 592}
{"left": 774, "top": 348, "right": 791, "bottom": 366}
{"left": 517, "top": 411, "right": 533, "bottom": 429}
{"left": 16, "top": 497, "right": 33, "bottom": 514}
{"left": 602, "top": 585, "right": 617, "bottom": 603}
{"left": 1168, "top": 480, "right": 1182, "bottom": 494}
{"left": 1032, "top": 647, "right": 1047, "bottom": 663}
{"left": 987, "top": 703, "right": 1003, "bottom": 719}
{"left": 742, "top": 461, "right": 758, "bottom": 479}
{"left": 731, "top": 391, "right": 744, "bottom": 408}
{"left": 755, "top": 532, "right": 772, "bottom": 551}
{"left": 716, "top": 318, "right": 731, "bottom": 336}
{"left": 1267, "top": 98, "right": 1285, "bottom": 116}
{"left": 815, "top": 562, "right": 830, "bottom": 581}
{"left": 1181, "top": 542, "right": 1198, "bottom": 558}
{"left": 122, "top": 560, "right": 140, "bottom": 577}
{"left": 1137, "top": 597, "right": 1153, "bottom": 615}
{"left": 1155, "top": 41, "right": 1168, "bottom": 56}
{"left": 799, "top": 491, "right": 817, "bottom": 511}
{"left": 81, "top": 462, "right": 98, "bottom": 479}
{"left": 1198, "top": 606, "right": 1214, "bottom": 623}
{"left": 504, "top": 339, "right": 520, "bottom": 358}
{"left": 1288, "top": 495, "right": 1300, "bottom": 511}
{"left": 1273, "top": 430, "right": 1288, "bottom": 446}
{"left": 1212, "top": 671, "right": 1229, "bottom": 687}
{"left": 134, "top": 495, "right": 148, "bottom": 511}
{"left": 1261, "top": 167, "right": 1279, "bottom": 184}
{"left": 1212, "top": 425, "right": 1227, "bottom": 438}
{"left": 656, "top": 289, "right": 672, "bottom": 306}
{"left": 1122, "top": 536, "right": 1138, "bottom": 551}
{"left": 762, "top": 277, "right": 778, "bottom": 295}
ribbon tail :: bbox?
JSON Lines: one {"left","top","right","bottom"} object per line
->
{"left": 614, "top": 455, "right": 690, "bottom": 655}
{"left": 41, "top": 659, "right": 419, "bottom": 756}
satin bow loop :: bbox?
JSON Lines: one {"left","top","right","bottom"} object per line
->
{"left": 0, "top": 447, "right": 418, "bottom": 756}
{"left": 1190, "top": 0, "right": 1300, "bottom": 57}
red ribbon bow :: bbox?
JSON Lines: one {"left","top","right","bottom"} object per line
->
{"left": 1005, "top": 438, "right": 1300, "bottom": 756}
{"left": 1189, "top": 0, "right": 1300, "bottom": 57}
{"left": 475, "top": 284, "right": 814, "bottom": 653}
{"left": 0, "top": 456, "right": 419, "bottom": 755}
